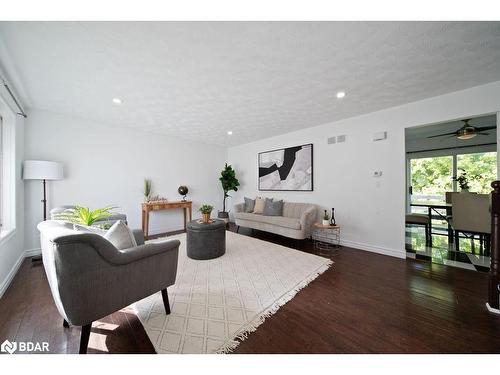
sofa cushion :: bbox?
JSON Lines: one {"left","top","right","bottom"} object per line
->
{"left": 263, "top": 199, "right": 283, "bottom": 216}
{"left": 234, "top": 212, "right": 301, "bottom": 230}
{"left": 244, "top": 197, "right": 255, "bottom": 213}
{"left": 253, "top": 197, "right": 266, "bottom": 214}
{"left": 104, "top": 220, "right": 138, "bottom": 250}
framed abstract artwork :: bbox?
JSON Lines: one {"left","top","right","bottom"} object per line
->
{"left": 258, "top": 143, "right": 313, "bottom": 191}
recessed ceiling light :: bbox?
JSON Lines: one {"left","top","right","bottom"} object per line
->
{"left": 227, "top": 131, "right": 233, "bottom": 135}
{"left": 112, "top": 98, "right": 122, "bottom": 105}
{"left": 336, "top": 91, "right": 346, "bottom": 99}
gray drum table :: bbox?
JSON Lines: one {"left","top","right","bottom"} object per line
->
{"left": 186, "top": 219, "right": 226, "bottom": 260}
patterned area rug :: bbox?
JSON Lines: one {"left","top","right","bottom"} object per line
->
{"left": 131, "top": 231, "right": 333, "bottom": 354}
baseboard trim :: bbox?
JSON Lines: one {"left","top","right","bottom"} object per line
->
{"left": 24, "top": 248, "right": 41, "bottom": 257}
{"left": 0, "top": 252, "right": 25, "bottom": 299}
{"left": 340, "top": 239, "right": 406, "bottom": 259}
{"left": 0, "top": 248, "right": 42, "bottom": 299}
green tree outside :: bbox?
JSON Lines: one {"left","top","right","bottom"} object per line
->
{"left": 411, "top": 152, "right": 497, "bottom": 199}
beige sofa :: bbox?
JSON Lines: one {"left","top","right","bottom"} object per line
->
{"left": 233, "top": 201, "right": 316, "bottom": 239}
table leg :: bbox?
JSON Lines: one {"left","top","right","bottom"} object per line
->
{"left": 141, "top": 209, "right": 145, "bottom": 234}
{"left": 183, "top": 208, "right": 187, "bottom": 231}
{"left": 144, "top": 210, "right": 149, "bottom": 239}
{"left": 189, "top": 205, "right": 192, "bottom": 221}
{"left": 428, "top": 207, "right": 433, "bottom": 247}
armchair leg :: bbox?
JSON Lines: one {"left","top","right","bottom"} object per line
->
{"left": 161, "top": 289, "right": 171, "bottom": 315}
{"left": 63, "top": 319, "right": 69, "bottom": 328}
{"left": 79, "top": 323, "right": 92, "bottom": 354}
{"left": 236, "top": 225, "right": 240, "bottom": 233}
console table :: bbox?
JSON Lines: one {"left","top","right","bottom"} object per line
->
{"left": 141, "top": 200, "right": 192, "bottom": 239}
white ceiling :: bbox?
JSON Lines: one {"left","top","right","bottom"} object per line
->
{"left": 1, "top": 21, "right": 500, "bottom": 146}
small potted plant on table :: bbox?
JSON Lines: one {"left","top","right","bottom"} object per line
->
{"left": 199, "top": 204, "right": 214, "bottom": 224}
{"left": 322, "top": 210, "right": 330, "bottom": 226}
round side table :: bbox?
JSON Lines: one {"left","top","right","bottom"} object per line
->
{"left": 312, "top": 222, "right": 341, "bottom": 253}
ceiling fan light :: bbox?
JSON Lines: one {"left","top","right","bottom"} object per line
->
{"left": 457, "top": 133, "right": 477, "bottom": 140}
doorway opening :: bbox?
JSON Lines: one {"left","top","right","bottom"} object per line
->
{"left": 405, "top": 114, "right": 497, "bottom": 271}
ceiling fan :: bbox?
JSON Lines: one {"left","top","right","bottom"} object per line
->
{"left": 427, "top": 119, "right": 496, "bottom": 140}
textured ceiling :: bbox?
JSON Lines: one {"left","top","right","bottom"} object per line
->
{"left": 1, "top": 22, "right": 500, "bottom": 146}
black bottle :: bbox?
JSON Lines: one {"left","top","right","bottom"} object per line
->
{"left": 330, "top": 208, "right": 336, "bottom": 226}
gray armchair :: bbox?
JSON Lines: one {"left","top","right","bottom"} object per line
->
{"left": 37, "top": 220, "right": 180, "bottom": 354}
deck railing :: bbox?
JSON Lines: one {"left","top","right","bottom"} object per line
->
{"left": 488, "top": 181, "right": 500, "bottom": 311}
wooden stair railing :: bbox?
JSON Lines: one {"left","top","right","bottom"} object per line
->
{"left": 488, "top": 181, "right": 500, "bottom": 313}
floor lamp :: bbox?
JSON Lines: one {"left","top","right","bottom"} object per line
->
{"left": 23, "top": 160, "right": 64, "bottom": 260}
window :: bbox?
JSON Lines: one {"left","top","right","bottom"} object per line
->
{"left": 456, "top": 151, "right": 497, "bottom": 194}
{"left": 0, "top": 115, "right": 3, "bottom": 232}
{"left": 0, "top": 98, "right": 16, "bottom": 240}
{"left": 408, "top": 149, "right": 497, "bottom": 203}
{"left": 410, "top": 155, "right": 453, "bottom": 202}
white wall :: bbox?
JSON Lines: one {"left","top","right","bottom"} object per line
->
{"left": 228, "top": 80, "right": 500, "bottom": 259}
{"left": 24, "top": 109, "right": 226, "bottom": 252}
{"left": 0, "top": 96, "right": 25, "bottom": 297}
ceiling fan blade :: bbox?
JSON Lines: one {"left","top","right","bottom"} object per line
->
{"left": 427, "top": 131, "right": 458, "bottom": 139}
{"left": 475, "top": 126, "right": 497, "bottom": 131}
{"left": 476, "top": 132, "right": 490, "bottom": 136}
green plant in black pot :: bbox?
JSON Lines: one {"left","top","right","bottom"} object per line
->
{"left": 218, "top": 163, "right": 240, "bottom": 219}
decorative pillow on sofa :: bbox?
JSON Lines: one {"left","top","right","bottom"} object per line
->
{"left": 103, "top": 220, "right": 138, "bottom": 250}
{"left": 263, "top": 199, "right": 283, "bottom": 216}
{"left": 253, "top": 197, "right": 266, "bottom": 214}
{"left": 244, "top": 197, "right": 256, "bottom": 213}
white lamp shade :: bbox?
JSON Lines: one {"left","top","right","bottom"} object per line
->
{"left": 23, "top": 160, "right": 64, "bottom": 180}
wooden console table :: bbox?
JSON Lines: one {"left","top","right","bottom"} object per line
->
{"left": 141, "top": 200, "right": 192, "bottom": 239}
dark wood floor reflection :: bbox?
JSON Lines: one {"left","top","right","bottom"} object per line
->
{"left": 1, "top": 224, "right": 499, "bottom": 353}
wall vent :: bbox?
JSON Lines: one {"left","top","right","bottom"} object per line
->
{"left": 337, "top": 134, "right": 346, "bottom": 143}
{"left": 327, "top": 136, "right": 336, "bottom": 144}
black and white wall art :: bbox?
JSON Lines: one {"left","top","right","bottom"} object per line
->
{"left": 258, "top": 143, "right": 313, "bottom": 191}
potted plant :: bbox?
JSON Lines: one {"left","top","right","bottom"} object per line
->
{"left": 143, "top": 179, "right": 152, "bottom": 202}
{"left": 218, "top": 163, "right": 240, "bottom": 219}
{"left": 322, "top": 210, "right": 330, "bottom": 226}
{"left": 453, "top": 170, "right": 472, "bottom": 192}
{"left": 54, "top": 205, "right": 117, "bottom": 228}
{"left": 199, "top": 204, "right": 214, "bottom": 224}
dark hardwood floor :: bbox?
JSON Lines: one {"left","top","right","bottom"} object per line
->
{"left": 1, "top": 224, "right": 499, "bottom": 353}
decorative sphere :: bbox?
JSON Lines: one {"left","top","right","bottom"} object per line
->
{"left": 178, "top": 185, "right": 188, "bottom": 196}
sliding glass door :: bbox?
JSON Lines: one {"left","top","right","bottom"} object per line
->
{"left": 410, "top": 156, "right": 453, "bottom": 203}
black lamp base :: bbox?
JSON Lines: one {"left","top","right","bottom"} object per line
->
{"left": 32, "top": 179, "right": 48, "bottom": 263}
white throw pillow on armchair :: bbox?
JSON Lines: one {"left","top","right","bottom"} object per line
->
{"left": 103, "top": 220, "right": 138, "bottom": 250}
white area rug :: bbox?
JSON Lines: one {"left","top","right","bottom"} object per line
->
{"left": 131, "top": 231, "right": 332, "bottom": 354}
